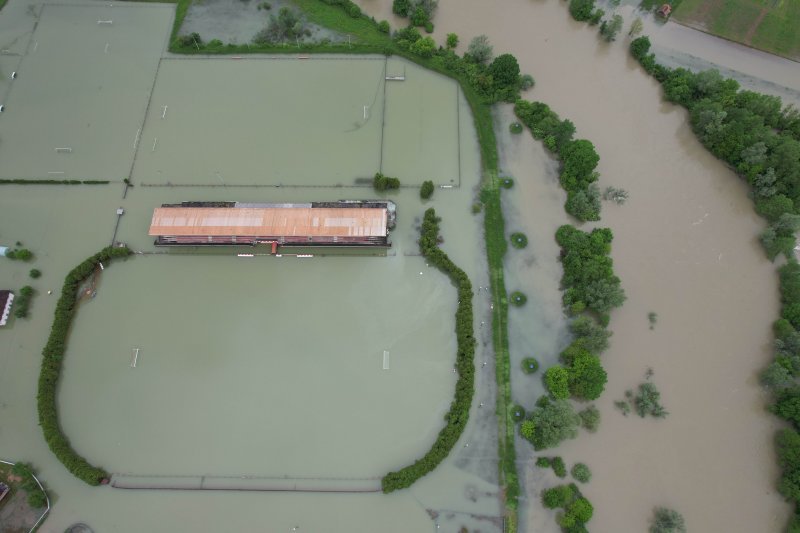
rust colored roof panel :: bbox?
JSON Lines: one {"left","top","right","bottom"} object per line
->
{"left": 149, "top": 207, "right": 387, "bottom": 237}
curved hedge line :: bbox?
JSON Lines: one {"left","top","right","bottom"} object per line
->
{"left": 38, "top": 246, "right": 132, "bottom": 485}
{"left": 381, "top": 208, "right": 475, "bottom": 492}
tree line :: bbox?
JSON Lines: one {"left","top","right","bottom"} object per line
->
{"left": 513, "top": 100, "right": 602, "bottom": 221}
{"left": 629, "top": 34, "right": 800, "bottom": 532}
{"left": 381, "top": 208, "right": 476, "bottom": 492}
{"left": 38, "top": 246, "right": 132, "bottom": 485}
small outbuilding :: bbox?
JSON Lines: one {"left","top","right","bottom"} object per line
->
{"left": 0, "top": 290, "right": 14, "bottom": 326}
{"left": 657, "top": 3, "right": 672, "bottom": 17}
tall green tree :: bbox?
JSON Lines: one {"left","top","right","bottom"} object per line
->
{"left": 524, "top": 399, "right": 580, "bottom": 450}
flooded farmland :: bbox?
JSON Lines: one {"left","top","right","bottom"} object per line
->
{"left": 1, "top": 0, "right": 798, "bottom": 530}
{"left": 0, "top": 1, "right": 501, "bottom": 531}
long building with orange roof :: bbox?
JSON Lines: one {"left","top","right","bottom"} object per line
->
{"left": 149, "top": 201, "right": 395, "bottom": 248}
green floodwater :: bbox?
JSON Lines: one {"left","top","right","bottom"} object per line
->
{"left": 0, "top": 1, "right": 501, "bottom": 531}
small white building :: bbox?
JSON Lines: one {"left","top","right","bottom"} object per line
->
{"left": 0, "top": 290, "right": 14, "bottom": 326}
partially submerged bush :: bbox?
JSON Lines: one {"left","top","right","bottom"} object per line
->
{"left": 374, "top": 172, "right": 401, "bottom": 191}
{"left": 521, "top": 357, "right": 539, "bottom": 374}
{"left": 551, "top": 456, "right": 567, "bottom": 478}
{"left": 578, "top": 405, "right": 600, "bottom": 432}
{"left": 510, "top": 232, "right": 528, "bottom": 249}
{"left": 14, "top": 285, "right": 34, "bottom": 318}
{"left": 571, "top": 462, "right": 591, "bottom": 483}
{"left": 420, "top": 180, "right": 435, "bottom": 199}
{"left": 650, "top": 507, "right": 686, "bottom": 533}
{"left": 510, "top": 291, "right": 527, "bottom": 306}
{"left": 5, "top": 248, "right": 33, "bottom": 261}
{"left": 253, "top": 8, "right": 308, "bottom": 44}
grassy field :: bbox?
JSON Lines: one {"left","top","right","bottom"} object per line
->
{"left": 672, "top": 0, "right": 800, "bottom": 61}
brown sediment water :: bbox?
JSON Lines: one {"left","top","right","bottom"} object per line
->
{"left": 352, "top": 0, "right": 793, "bottom": 530}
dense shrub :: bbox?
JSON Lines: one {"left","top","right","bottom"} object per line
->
{"left": 568, "top": 0, "right": 596, "bottom": 21}
{"left": 467, "top": 34, "right": 492, "bottom": 64}
{"left": 373, "top": 172, "right": 401, "bottom": 191}
{"left": 382, "top": 209, "right": 475, "bottom": 492}
{"left": 488, "top": 54, "right": 520, "bottom": 89}
{"left": 599, "top": 14, "right": 623, "bottom": 42}
{"left": 510, "top": 232, "right": 528, "bottom": 248}
{"left": 377, "top": 20, "right": 390, "bottom": 33}
{"left": 521, "top": 399, "right": 580, "bottom": 450}
{"left": 569, "top": 316, "right": 611, "bottom": 354}
{"left": 409, "top": 36, "right": 436, "bottom": 58}
{"left": 11, "top": 463, "right": 47, "bottom": 508}
{"left": 5, "top": 248, "right": 33, "bottom": 261}
{"left": 29, "top": 268, "right": 41, "bottom": 279}
{"left": 253, "top": 8, "right": 308, "bottom": 44}
{"left": 571, "top": 463, "right": 591, "bottom": 483}
{"left": 545, "top": 366, "right": 570, "bottom": 399}
{"left": 446, "top": 32, "right": 458, "bottom": 49}
{"left": 392, "top": 0, "right": 411, "bottom": 16}
{"left": 176, "top": 32, "right": 203, "bottom": 48}
{"left": 578, "top": 405, "right": 600, "bottom": 432}
{"left": 650, "top": 507, "right": 686, "bottom": 533}
{"left": 510, "top": 291, "right": 527, "bottom": 306}
{"left": 13, "top": 286, "right": 34, "bottom": 318}
{"left": 555, "top": 225, "right": 625, "bottom": 315}
{"left": 420, "top": 180, "right": 434, "bottom": 199}
{"left": 551, "top": 456, "right": 567, "bottom": 478}
{"left": 565, "top": 351, "right": 607, "bottom": 401}
{"left": 633, "top": 382, "right": 668, "bottom": 418}
{"left": 514, "top": 100, "right": 602, "bottom": 221}
{"left": 38, "top": 246, "right": 132, "bottom": 485}
{"left": 536, "top": 456, "right": 552, "bottom": 468}
{"left": 542, "top": 483, "right": 593, "bottom": 529}
{"left": 542, "top": 484, "right": 576, "bottom": 509}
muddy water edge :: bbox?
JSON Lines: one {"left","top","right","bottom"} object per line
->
{"left": 353, "top": 0, "right": 793, "bottom": 530}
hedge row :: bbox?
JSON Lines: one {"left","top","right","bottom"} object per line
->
{"left": 0, "top": 179, "right": 109, "bottom": 185}
{"left": 381, "top": 208, "right": 475, "bottom": 492}
{"left": 38, "top": 246, "right": 132, "bottom": 485}
{"left": 514, "top": 100, "right": 601, "bottom": 221}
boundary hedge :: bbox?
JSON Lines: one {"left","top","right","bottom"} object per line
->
{"left": 381, "top": 209, "right": 475, "bottom": 492}
{"left": 37, "top": 246, "right": 132, "bottom": 485}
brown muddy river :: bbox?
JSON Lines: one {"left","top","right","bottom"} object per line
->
{"left": 354, "top": 0, "right": 794, "bottom": 530}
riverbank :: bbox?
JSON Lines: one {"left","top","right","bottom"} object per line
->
{"left": 351, "top": 0, "right": 791, "bottom": 530}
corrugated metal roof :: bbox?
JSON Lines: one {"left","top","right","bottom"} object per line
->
{"left": 148, "top": 207, "right": 388, "bottom": 237}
